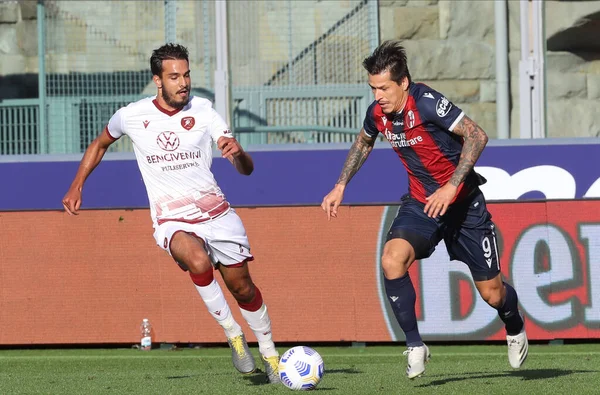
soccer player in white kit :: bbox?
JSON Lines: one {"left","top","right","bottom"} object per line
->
{"left": 62, "top": 44, "right": 280, "bottom": 384}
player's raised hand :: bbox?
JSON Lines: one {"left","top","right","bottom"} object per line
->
{"left": 62, "top": 188, "right": 83, "bottom": 215}
{"left": 217, "top": 136, "right": 242, "bottom": 160}
{"left": 321, "top": 184, "right": 345, "bottom": 220}
{"left": 424, "top": 183, "right": 458, "bottom": 218}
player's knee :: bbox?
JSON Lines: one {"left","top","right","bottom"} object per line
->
{"left": 479, "top": 287, "right": 503, "bottom": 308}
{"left": 381, "top": 252, "right": 411, "bottom": 279}
{"left": 228, "top": 280, "right": 255, "bottom": 303}
{"left": 185, "top": 251, "right": 212, "bottom": 274}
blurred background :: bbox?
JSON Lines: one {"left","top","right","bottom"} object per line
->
{"left": 1, "top": 0, "right": 598, "bottom": 156}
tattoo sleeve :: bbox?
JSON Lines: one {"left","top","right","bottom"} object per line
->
{"left": 337, "top": 129, "right": 376, "bottom": 185}
{"left": 449, "top": 115, "right": 489, "bottom": 187}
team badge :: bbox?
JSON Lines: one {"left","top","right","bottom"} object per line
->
{"left": 181, "top": 116, "right": 195, "bottom": 130}
{"left": 407, "top": 110, "right": 415, "bottom": 128}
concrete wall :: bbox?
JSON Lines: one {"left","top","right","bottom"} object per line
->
{"left": 379, "top": 0, "right": 600, "bottom": 139}
{"left": 1, "top": 0, "right": 599, "bottom": 138}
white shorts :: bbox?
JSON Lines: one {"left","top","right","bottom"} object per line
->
{"left": 153, "top": 209, "right": 253, "bottom": 267}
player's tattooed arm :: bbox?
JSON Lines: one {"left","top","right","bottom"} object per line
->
{"left": 449, "top": 115, "right": 488, "bottom": 187}
{"left": 336, "top": 129, "right": 376, "bottom": 186}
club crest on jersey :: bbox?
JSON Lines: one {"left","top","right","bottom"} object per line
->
{"left": 407, "top": 110, "right": 415, "bottom": 128}
{"left": 181, "top": 116, "right": 195, "bottom": 130}
{"left": 156, "top": 131, "right": 180, "bottom": 151}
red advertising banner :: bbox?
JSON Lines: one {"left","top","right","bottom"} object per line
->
{"left": 380, "top": 200, "right": 600, "bottom": 342}
{"left": 0, "top": 200, "right": 598, "bottom": 344}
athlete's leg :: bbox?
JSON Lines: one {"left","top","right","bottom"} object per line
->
{"left": 383, "top": 197, "right": 441, "bottom": 378}
{"left": 167, "top": 230, "right": 256, "bottom": 374}
{"left": 444, "top": 190, "right": 527, "bottom": 368}
{"left": 474, "top": 274, "right": 523, "bottom": 335}
{"left": 474, "top": 274, "right": 528, "bottom": 368}
{"left": 218, "top": 261, "right": 280, "bottom": 382}
{"left": 209, "top": 210, "right": 280, "bottom": 383}
{"left": 381, "top": 238, "right": 421, "bottom": 347}
{"left": 169, "top": 231, "right": 245, "bottom": 338}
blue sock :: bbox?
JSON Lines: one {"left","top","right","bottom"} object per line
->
{"left": 497, "top": 282, "right": 524, "bottom": 336}
{"left": 384, "top": 273, "right": 423, "bottom": 347}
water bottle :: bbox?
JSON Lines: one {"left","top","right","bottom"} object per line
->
{"left": 140, "top": 318, "right": 152, "bottom": 351}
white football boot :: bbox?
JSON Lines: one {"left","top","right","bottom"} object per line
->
{"left": 507, "top": 325, "right": 529, "bottom": 368}
{"left": 403, "top": 343, "right": 431, "bottom": 379}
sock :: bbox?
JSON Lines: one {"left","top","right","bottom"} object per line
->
{"left": 190, "top": 272, "right": 243, "bottom": 339}
{"left": 238, "top": 287, "right": 278, "bottom": 358}
{"left": 384, "top": 273, "right": 423, "bottom": 347}
{"left": 497, "top": 282, "right": 524, "bottom": 336}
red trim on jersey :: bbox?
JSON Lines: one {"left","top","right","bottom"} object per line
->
{"left": 156, "top": 201, "right": 231, "bottom": 226}
{"left": 227, "top": 257, "right": 255, "bottom": 268}
{"left": 104, "top": 126, "right": 118, "bottom": 141}
{"left": 406, "top": 96, "right": 466, "bottom": 203}
{"left": 238, "top": 286, "right": 263, "bottom": 312}
{"left": 406, "top": 96, "right": 454, "bottom": 183}
{"left": 374, "top": 102, "right": 428, "bottom": 202}
{"left": 152, "top": 99, "right": 183, "bottom": 117}
{"left": 398, "top": 152, "right": 429, "bottom": 203}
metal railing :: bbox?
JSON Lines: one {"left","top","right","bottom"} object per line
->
{"left": 0, "top": 100, "right": 40, "bottom": 155}
{"left": 0, "top": 0, "right": 378, "bottom": 155}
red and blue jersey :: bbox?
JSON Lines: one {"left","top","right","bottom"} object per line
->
{"left": 363, "top": 82, "right": 484, "bottom": 204}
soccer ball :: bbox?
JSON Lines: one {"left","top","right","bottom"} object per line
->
{"left": 278, "top": 346, "right": 324, "bottom": 391}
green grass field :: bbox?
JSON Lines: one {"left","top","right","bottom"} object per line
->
{"left": 0, "top": 344, "right": 599, "bottom": 394}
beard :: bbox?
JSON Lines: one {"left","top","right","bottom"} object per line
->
{"left": 161, "top": 87, "right": 190, "bottom": 110}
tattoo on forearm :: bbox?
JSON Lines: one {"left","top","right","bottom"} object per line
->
{"left": 450, "top": 117, "right": 488, "bottom": 187}
{"left": 337, "top": 133, "right": 374, "bottom": 185}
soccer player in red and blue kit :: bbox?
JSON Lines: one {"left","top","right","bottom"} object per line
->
{"left": 322, "top": 40, "right": 528, "bottom": 379}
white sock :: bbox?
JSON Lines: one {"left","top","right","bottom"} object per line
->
{"left": 240, "top": 304, "right": 278, "bottom": 357}
{"left": 194, "top": 279, "right": 243, "bottom": 339}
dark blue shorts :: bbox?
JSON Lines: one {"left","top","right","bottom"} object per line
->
{"left": 386, "top": 189, "right": 500, "bottom": 282}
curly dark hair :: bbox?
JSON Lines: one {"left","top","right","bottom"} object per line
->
{"left": 362, "top": 40, "right": 411, "bottom": 84}
{"left": 150, "top": 43, "right": 189, "bottom": 77}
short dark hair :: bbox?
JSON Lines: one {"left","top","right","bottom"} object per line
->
{"left": 150, "top": 43, "right": 189, "bottom": 76}
{"left": 362, "top": 40, "right": 411, "bottom": 84}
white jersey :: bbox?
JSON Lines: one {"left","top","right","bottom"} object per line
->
{"left": 106, "top": 96, "right": 232, "bottom": 226}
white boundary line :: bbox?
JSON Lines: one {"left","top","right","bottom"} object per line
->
{"left": 0, "top": 351, "right": 599, "bottom": 359}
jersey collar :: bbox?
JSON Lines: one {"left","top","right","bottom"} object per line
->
{"left": 153, "top": 98, "right": 184, "bottom": 117}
